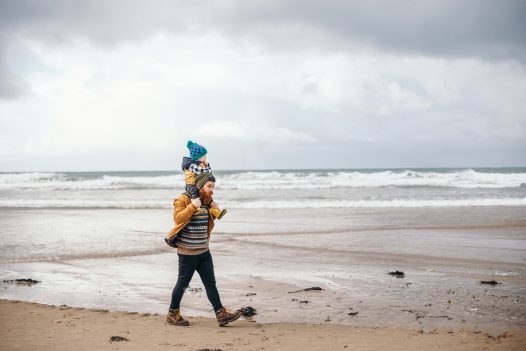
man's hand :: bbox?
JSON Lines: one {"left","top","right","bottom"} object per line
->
{"left": 210, "top": 201, "right": 219, "bottom": 209}
{"left": 191, "top": 198, "right": 201, "bottom": 209}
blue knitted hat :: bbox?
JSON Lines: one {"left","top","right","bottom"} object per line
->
{"left": 187, "top": 140, "right": 207, "bottom": 161}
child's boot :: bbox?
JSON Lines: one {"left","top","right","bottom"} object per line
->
{"left": 217, "top": 208, "right": 227, "bottom": 220}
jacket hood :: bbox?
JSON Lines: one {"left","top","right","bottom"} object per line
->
{"left": 181, "top": 156, "right": 198, "bottom": 170}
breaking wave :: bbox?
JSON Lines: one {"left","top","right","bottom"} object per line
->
{"left": 1, "top": 168, "right": 525, "bottom": 190}
{"left": 1, "top": 197, "right": 525, "bottom": 209}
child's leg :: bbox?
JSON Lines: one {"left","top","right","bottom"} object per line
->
{"left": 209, "top": 197, "right": 227, "bottom": 220}
{"left": 186, "top": 184, "right": 200, "bottom": 199}
{"left": 186, "top": 184, "right": 206, "bottom": 214}
{"left": 209, "top": 207, "right": 221, "bottom": 218}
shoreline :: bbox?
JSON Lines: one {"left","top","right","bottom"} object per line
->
{"left": 1, "top": 299, "right": 525, "bottom": 351}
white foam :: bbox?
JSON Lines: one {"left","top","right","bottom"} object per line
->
{"left": 219, "top": 169, "right": 526, "bottom": 189}
{"left": 1, "top": 197, "right": 525, "bottom": 209}
{"left": 0, "top": 173, "right": 183, "bottom": 190}
{"left": 0, "top": 198, "right": 167, "bottom": 209}
{"left": 224, "top": 198, "right": 526, "bottom": 208}
{"left": 1, "top": 169, "right": 525, "bottom": 190}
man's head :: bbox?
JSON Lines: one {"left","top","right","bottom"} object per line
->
{"left": 195, "top": 173, "right": 215, "bottom": 204}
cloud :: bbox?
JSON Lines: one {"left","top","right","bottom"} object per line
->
{"left": 0, "top": 0, "right": 525, "bottom": 61}
{"left": 0, "top": 0, "right": 186, "bottom": 45}
{"left": 215, "top": 0, "right": 526, "bottom": 61}
{"left": 0, "top": 48, "right": 27, "bottom": 99}
{"left": 0, "top": 1, "right": 525, "bottom": 170}
{"left": 196, "top": 120, "right": 316, "bottom": 144}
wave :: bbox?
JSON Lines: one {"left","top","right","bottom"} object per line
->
{"left": 1, "top": 169, "right": 525, "bottom": 190}
{"left": 228, "top": 198, "right": 526, "bottom": 208}
{"left": 1, "top": 197, "right": 525, "bottom": 209}
{"left": 220, "top": 169, "right": 526, "bottom": 189}
{"left": 0, "top": 172, "right": 183, "bottom": 190}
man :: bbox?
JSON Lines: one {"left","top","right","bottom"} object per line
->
{"left": 165, "top": 172, "right": 242, "bottom": 327}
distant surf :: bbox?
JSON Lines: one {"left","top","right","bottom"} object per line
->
{"left": 1, "top": 197, "right": 525, "bottom": 209}
{"left": 1, "top": 168, "right": 525, "bottom": 190}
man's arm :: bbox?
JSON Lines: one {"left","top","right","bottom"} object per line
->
{"left": 173, "top": 195, "right": 198, "bottom": 224}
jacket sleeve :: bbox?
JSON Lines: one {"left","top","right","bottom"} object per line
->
{"left": 173, "top": 196, "right": 196, "bottom": 224}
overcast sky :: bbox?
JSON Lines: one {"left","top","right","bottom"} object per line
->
{"left": 1, "top": 0, "right": 525, "bottom": 171}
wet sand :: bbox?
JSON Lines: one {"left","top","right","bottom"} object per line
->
{"left": 1, "top": 206, "right": 525, "bottom": 339}
{"left": 1, "top": 299, "right": 524, "bottom": 351}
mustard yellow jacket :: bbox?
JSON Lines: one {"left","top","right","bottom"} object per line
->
{"left": 166, "top": 193, "right": 215, "bottom": 241}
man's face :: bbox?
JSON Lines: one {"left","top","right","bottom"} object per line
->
{"left": 201, "top": 181, "right": 215, "bottom": 195}
{"left": 199, "top": 181, "right": 215, "bottom": 204}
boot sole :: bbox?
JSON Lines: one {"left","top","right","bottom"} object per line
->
{"left": 218, "top": 311, "right": 242, "bottom": 327}
{"left": 217, "top": 209, "right": 227, "bottom": 220}
{"left": 166, "top": 319, "right": 190, "bottom": 326}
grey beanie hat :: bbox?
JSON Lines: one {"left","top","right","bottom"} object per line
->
{"left": 195, "top": 173, "right": 216, "bottom": 190}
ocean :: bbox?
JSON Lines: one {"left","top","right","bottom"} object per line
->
{"left": 1, "top": 167, "right": 526, "bottom": 209}
{"left": 1, "top": 168, "right": 525, "bottom": 333}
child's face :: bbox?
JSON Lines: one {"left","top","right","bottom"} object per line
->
{"left": 199, "top": 155, "right": 207, "bottom": 163}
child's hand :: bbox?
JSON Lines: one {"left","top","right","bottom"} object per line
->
{"left": 191, "top": 198, "right": 201, "bottom": 208}
{"left": 210, "top": 201, "right": 219, "bottom": 209}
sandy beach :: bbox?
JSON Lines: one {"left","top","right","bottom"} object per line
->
{"left": 2, "top": 206, "right": 525, "bottom": 334}
{"left": 2, "top": 299, "right": 524, "bottom": 351}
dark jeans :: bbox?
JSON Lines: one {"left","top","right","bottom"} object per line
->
{"left": 169, "top": 250, "right": 223, "bottom": 312}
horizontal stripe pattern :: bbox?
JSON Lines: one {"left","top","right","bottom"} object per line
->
{"left": 175, "top": 206, "right": 209, "bottom": 249}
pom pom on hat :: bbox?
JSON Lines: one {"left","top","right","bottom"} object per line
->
{"left": 187, "top": 140, "right": 207, "bottom": 161}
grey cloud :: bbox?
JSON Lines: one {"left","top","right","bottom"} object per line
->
{"left": 0, "top": 0, "right": 189, "bottom": 45}
{"left": 0, "top": 72, "right": 25, "bottom": 99}
{"left": 0, "top": 0, "right": 525, "bottom": 61}
{"left": 0, "top": 0, "right": 188, "bottom": 97}
{"left": 0, "top": 48, "right": 26, "bottom": 99}
{"left": 214, "top": 0, "right": 526, "bottom": 61}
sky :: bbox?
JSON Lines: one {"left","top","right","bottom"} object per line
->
{"left": 0, "top": 0, "right": 525, "bottom": 171}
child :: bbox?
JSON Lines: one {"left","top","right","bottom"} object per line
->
{"left": 182, "top": 140, "right": 227, "bottom": 220}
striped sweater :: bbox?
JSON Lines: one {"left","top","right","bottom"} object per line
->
{"left": 174, "top": 205, "right": 209, "bottom": 255}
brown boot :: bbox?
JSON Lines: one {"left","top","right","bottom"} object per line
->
{"left": 215, "top": 307, "right": 242, "bottom": 327}
{"left": 166, "top": 308, "right": 190, "bottom": 326}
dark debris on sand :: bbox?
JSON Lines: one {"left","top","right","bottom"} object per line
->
{"left": 3, "top": 278, "right": 41, "bottom": 286}
{"left": 388, "top": 271, "right": 405, "bottom": 278}
{"left": 239, "top": 306, "right": 257, "bottom": 317}
{"left": 288, "top": 286, "right": 323, "bottom": 293}
{"left": 480, "top": 280, "right": 501, "bottom": 285}
{"left": 291, "top": 298, "right": 309, "bottom": 304}
{"left": 109, "top": 336, "right": 129, "bottom": 342}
